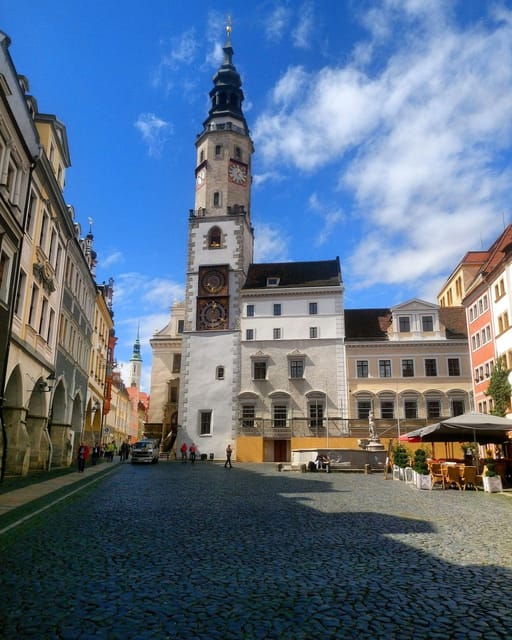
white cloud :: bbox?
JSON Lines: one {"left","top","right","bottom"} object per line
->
{"left": 113, "top": 272, "right": 184, "bottom": 311}
{"left": 253, "top": 222, "right": 289, "bottom": 262}
{"left": 163, "top": 29, "right": 198, "bottom": 68}
{"left": 292, "top": 2, "right": 315, "bottom": 49}
{"left": 254, "top": 3, "right": 512, "bottom": 295}
{"left": 264, "top": 6, "right": 291, "bottom": 43}
{"left": 134, "top": 113, "right": 173, "bottom": 158}
{"left": 152, "top": 29, "right": 199, "bottom": 89}
{"left": 101, "top": 251, "right": 123, "bottom": 268}
{"left": 308, "top": 193, "right": 344, "bottom": 247}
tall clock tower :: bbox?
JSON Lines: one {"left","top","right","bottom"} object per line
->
{"left": 178, "top": 24, "right": 254, "bottom": 458}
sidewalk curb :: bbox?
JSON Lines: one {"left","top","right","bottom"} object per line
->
{"left": 0, "top": 464, "right": 120, "bottom": 535}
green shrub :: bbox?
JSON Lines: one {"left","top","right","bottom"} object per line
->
{"left": 413, "top": 448, "right": 429, "bottom": 475}
{"left": 484, "top": 449, "right": 498, "bottom": 478}
{"left": 393, "top": 444, "right": 409, "bottom": 468}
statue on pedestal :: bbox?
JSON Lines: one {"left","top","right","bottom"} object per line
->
{"left": 367, "top": 411, "right": 385, "bottom": 452}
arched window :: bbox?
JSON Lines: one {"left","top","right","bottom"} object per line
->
{"left": 208, "top": 227, "right": 222, "bottom": 248}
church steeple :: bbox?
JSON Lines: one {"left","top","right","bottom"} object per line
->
{"left": 204, "top": 20, "right": 248, "bottom": 134}
{"left": 194, "top": 21, "right": 254, "bottom": 221}
{"left": 129, "top": 324, "right": 142, "bottom": 388}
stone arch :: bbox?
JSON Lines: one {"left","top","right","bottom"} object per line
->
{"left": 26, "top": 377, "right": 52, "bottom": 471}
{"left": 2, "top": 366, "right": 30, "bottom": 475}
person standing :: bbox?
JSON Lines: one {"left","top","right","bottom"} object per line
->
{"left": 91, "top": 443, "right": 100, "bottom": 466}
{"left": 77, "top": 442, "right": 89, "bottom": 473}
{"left": 180, "top": 442, "right": 188, "bottom": 463}
{"left": 224, "top": 444, "right": 233, "bottom": 469}
{"left": 189, "top": 443, "right": 196, "bottom": 464}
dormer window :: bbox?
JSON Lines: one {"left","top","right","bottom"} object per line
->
{"left": 267, "top": 277, "right": 280, "bottom": 287}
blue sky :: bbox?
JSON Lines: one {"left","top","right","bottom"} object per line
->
{"left": 3, "top": 0, "right": 512, "bottom": 391}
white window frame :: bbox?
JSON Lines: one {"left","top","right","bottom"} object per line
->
{"left": 0, "top": 237, "right": 15, "bottom": 305}
{"left": 199, "top": 410, "right": 212, "bottom": 436}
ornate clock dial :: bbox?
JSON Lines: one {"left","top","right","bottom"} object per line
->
{"left": 228, "top": 161, "right": 247, "bottom": 185}
{"left": 199, "top": 300, "right": 228, "bottom": 329}
{"left": 201, "top": 269, "right": 225, "bottom": 294}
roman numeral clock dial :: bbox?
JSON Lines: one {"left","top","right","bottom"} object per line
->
{"left": 228, "top": 161, "right": 248, "bottom": 185}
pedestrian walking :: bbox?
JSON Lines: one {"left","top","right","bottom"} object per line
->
{"left": 224, "top": 443, "right": 232, "bottom": 468}
{"left": 77, "top": 442, "right": 89, "bottom": 472}
{"left": 91, "top": 443, "right": 100, "bottom": 466}
{"left": 105, "top": 442, "right": 115, "bottom": 462}
{"left": 189, "top": 443, "right": 196, "bottom": 464}
{"left": 180, "top": 442, "right": 188, "bottom": 463}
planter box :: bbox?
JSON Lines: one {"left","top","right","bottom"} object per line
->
{"left": 405, "top": 467, "right": 415, "bottom": 484}
{"left": 483, "top": 476, "right": 503, "bottom": 493}
{"left": 415, "top": 473, "right": 432, "bottom": 490}
{"left": 393, "top": 465, "right": 409, "bottom": 480}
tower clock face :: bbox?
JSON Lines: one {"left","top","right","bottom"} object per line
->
{"left": 198, "top": 299, "right": 228, "bottom": 330}
{"left": 228, "top": 161, "right": 248, "bottom": 185}
{"left": 201, "top": 269, "right": 225, "bottom": 294}
{"left": 196, "top": 168, "right": 206, "bottom": 187}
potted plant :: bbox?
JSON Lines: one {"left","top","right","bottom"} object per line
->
{"left": 392, "top": 444, "right": 410, "bottom": 481}
{"left": 412, "top": 448, "right": 432, "bottom": 490}
{"left": 483, "top": 449, "right": 503, "bottom": 493}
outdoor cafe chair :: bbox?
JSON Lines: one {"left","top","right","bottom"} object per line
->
{"left": 462, "top": 466, "right": 477, "bottom": 491}
{"left": 430, "top": 463, "right": 446, "bottom": 490}
{"left": 446, "top": 465, "right": 463, "bottom": 490}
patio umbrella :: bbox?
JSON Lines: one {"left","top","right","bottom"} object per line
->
{"left": 400, "top": 413, "right": 512, "bottom": 444}
{"left": 398, "top": 434, "right": 421, "bottom": 443}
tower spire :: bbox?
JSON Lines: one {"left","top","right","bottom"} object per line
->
{"left": 226, "top": 15, "right": 232, "bottom": 46}
{"left": 204, "top": 18, "right": 248, "bottom": 133}
{"left": 129, "top": 323, "right": 142, "bottom": 388}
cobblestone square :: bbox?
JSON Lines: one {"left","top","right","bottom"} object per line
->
{"left": 1, "top": 463, "right": 511, "bottom": 639}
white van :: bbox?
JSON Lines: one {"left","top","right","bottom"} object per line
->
{"left": 131, "top": 439, "right": 159, "bottom": 464}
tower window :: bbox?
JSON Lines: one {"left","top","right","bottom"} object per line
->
{"left": 208, "top": 227, "right": 222, "bottom": 248}
{"left": 215, "top": 144, "right": 223, "bottom": 158}
{"left": 213, "top": 192, "right": 221, "bottom": 207}
{"left": 234, "top": 146, "right": 242, "bottom": 160}
{"left": 199, "top": 149, "right": 204, "bottom": 163}
{"left": 216, "top": 366, "right": 225, "bottom": 380}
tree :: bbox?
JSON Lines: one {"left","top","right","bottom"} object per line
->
{"left": 485, "top": 356, "right": 511, "bottom": 417}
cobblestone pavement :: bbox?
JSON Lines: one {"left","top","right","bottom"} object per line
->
{"left": 0, "top": 462, "right": 511, "bottom": 640}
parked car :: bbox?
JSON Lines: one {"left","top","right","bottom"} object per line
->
{"left": 131, "top": 439, "right": 159, "bottom": 464}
